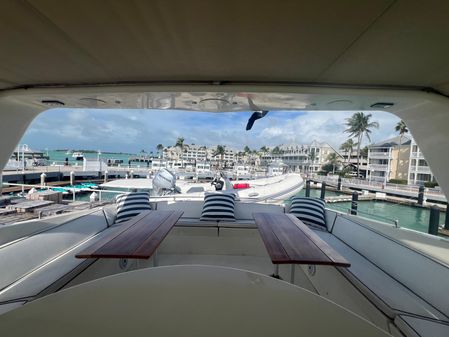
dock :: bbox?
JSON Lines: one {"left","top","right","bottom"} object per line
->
{"left": 1, "top": 179, "right": 104, "bottom": 194}
{"left": 325, "top": 195, "right": 374, "bottom": 203}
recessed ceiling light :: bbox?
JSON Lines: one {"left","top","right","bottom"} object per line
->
{"left": 370, "top": 102, "right": 394, "bottom": 109}
{"left": 41, "top": 99, "right": 65, "bottom": 107}
{"left": 79, "top": 98, "right": 107, "bottom": 106}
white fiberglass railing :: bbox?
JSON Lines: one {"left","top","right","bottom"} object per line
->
{"left": 309, "top": 175, "right": 445, "bottom": 198}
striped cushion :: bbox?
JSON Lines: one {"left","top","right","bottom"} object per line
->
{"left": 115, "top": 192, "right": 151, "bottom": 223}
{"left": 200, "top": 193, "right": 236, "bottom": 222}
{"left": 289, "top": 197, "right": 326, "bottom": 228}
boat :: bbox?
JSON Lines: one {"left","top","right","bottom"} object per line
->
{"left": 0, "top": 2, "right": 449, "bottom": 337}
{"left": 3, "top": 145, "right": 49, "bottom": 170}
{"left": 267, "top": 161, "right": 288, "bottom": 176}
{"left": 234, "top": 165, "right": 252, "bottom": 180}
{"left": 195, "top": 162, "right": 214, "bottom": 180}
{"left": 72, "top": 152, "right": 84, "bottom": 161}
{"left": 65, "top": 150, "right": 73, "bottom": 155}
{"left": 100, "top": 169, "right": 303, "bottom": 202}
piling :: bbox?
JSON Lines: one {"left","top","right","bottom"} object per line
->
{"left": 40, "top": 173, "right": 46, "bottom": 186}
{"left": 320, "top": 182, "right": 326, "bottom": 200}
{"left": 104, "top": 170, "right": 108, "bottom": 183}
{"left": 130, "top": 170, "right": 134, "bottom": 179}
{"left": 417, "top": 185, "right": 425, "bottom": 205}
{"left": 337, "top": 176, "right": 342, "bottom": 191}
{"left": 445, "top": 206, "right": 449, "bottom": 230}
{"left": 351, "top": 192, "right": 358, "bottom": 215}
{"left": 305, "top": 180, "right": 311, "bottom": 197}
{"left": 70, "top": 171, "right": 75, "bottom": 186}
{"left": 89, "top": 192, "right": 98, "bottom": 203}
{"left": 428, "top": 206, "right": 440, "bottom": 235}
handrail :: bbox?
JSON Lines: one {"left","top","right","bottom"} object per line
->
{"left": 327, "top": 203, "right": 400, "bottom": 226}
{"left": 310, "top": 175, "right": 445, "bottom": 198}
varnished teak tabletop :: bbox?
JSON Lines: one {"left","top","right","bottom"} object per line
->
{"left": 253, "top": 212, "right": 350, "bottom": 267}
{"left": 76, "top": 210, "right": 183, "bottom": 259}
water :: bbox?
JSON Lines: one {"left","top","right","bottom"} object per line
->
{"left": 47, "top": 150, "right": 134, "bottom": 165}
{"left": 296, "top": 189, "right": 447, "bottom": 234}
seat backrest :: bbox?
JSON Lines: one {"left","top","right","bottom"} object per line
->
{"left": 157, "top": 200, "right": 203, "bottom": 218}
{"left": 0, "top": 209, "right": 96, "bottom": 246}
{"left": 324, "top": 209, "right": 337, "bottom": 232}
{"left": 157, "top": 200, "right": 284, "bottom": 221}
{"left": 0, "top": 209, "right": 108, "bottom": 292}
{"left": 332, "top": 215, "right": 449, "bottom": 318}
{"left": 234, "top": 202, "right": 284, "bottom": 220}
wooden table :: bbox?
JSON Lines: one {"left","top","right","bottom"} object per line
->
{"left": 76, "top": 210, "right": 183, "bottom": 261}
{"left": 253, "top": 212, "right": 350, "bottom": 282}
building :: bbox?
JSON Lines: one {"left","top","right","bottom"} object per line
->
{"left": 181, "top": 144, "right": 207, "bottom": 162}
{"left": 367, "top": 136, "right": 436, "bottom": 185}
{"left": 367, "top": 136, "right": 411, "bottom": 183}
{"left": 208, "top": 146, "right": 236, "bottom": 167}
{"left": 340, "top": 150, "right": 368, "bottom": 176}
{"left": 260, "top": 141, "right": 338, "bottom": 172}
{"left": 162, "top": 146, "right": 182, "bottom": 161}
{"left": 408, "top": 138, "right": 436, "bottom": 185}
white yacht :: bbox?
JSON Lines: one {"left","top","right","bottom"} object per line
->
{"left": 0, "top": 2, "right": 449, "bottom": 337}
{"left": 195, "top": 162, "right": 214, "bottom": 180}
{"left": 72, "top": 151, "right": 84, "bottom": 161}
{"left": 234, "top": 165, "right": 252, "bottom": 180}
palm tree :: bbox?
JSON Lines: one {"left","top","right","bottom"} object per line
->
{"left": 395, "top": 120, "right": 409, "bottom": 178}
{"left": 326, "top": 153, "right": 340, "bottom": 174}
{"left": 260, "top": 146, "right": 268, "bottom": 153}
{"left": 272, "top": 146, "right": 281, "bottom": 155}
{"left": 214, "top": 145, "right": 225, "bottom": 168}
{"left": 345, "top": 112, "right": 379, "bottom": 177}
{"left": 156, "top": 144, "right": 163, "bottom": 157}
{"left": 175, "top": 137, "right": 184, "bottom": 149}
{"left": 243, "top": 146, "right": 251, "bottom": 154}
{"left": 340, "top": 139, "right": 357, "bottom": 164}
{"left": 308, "top": 149, "right": 317, "bottom": 173}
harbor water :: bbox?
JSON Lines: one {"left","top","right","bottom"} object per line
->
{"left": 297, "top": 189, "right": 447, "bottom": 234}
{"left": 47, "top": 150, "right": 134, "bottom": 166}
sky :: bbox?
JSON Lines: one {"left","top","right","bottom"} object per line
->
{"left": 20, "top": 108, "right": 402, "bottom": 153}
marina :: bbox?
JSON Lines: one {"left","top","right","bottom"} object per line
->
{"left": 2, "top": 2, "right": 449, "bottom": 337}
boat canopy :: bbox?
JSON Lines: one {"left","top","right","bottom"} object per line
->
{"left": 1, "top": 1, "right": 449, "bottom": 193}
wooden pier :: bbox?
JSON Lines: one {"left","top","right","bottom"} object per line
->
{"left": 325, "top": 195, "right": 374, "bottom": 203}
{"left": 1, "top": 179, "right": 104, "bottom": 194}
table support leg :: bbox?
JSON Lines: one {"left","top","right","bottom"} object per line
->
{"left": 290, "top": 265, "right": 295, "bottom": 284}
{"left": 153, "top": 250, "right": 159, "bottom": 267}
{"left": 274, "top": 264, "right": 279, "bottom": 278}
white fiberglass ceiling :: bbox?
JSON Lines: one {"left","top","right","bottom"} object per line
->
{"left": 1, "top": 0, "right": 449, "bottom": 96}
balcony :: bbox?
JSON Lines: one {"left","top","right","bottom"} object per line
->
{"left": 369, "top": 152, "right": 391, "bottom": 159}
{"left": 410, "top": 166, "right": 432, "bottom": 173}
{"left": 369, "top": 164, "right": 389, "bottom": 171}
{"left": 410, "top": 152, "right": 424, "bottom": 159}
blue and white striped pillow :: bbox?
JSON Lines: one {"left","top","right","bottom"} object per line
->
{"left": 289, "top": 197, "right": 326, "bottom": 229}
{"left": 115, "top": 192, "right": 151, "bottom": 223}
{"left": 200, "top": 193, "right": 236, "bottom": 222}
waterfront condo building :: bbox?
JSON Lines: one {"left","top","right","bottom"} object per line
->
{"left": 367, "top": 136, "right": 436, "bottom": 185}
{"left": 260, "top": 141, "right": 338, "bottom": 173}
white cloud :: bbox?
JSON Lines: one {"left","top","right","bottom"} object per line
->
{"left": 254, "top": 111, "right": 400, "bottom": 148}
{"left": 21, "top": 109, "right": 401, "bottom": 153}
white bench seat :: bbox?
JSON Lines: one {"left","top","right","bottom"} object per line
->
{"left": 394, "top": 314, "right": 449, "bottom": 337}
{"left": 157, "top": 200, "right": 283, "bottom": 228}
{"left": 0, "top": 209, "right": 110, "bottom": 311}
{"left": 313, "top": 230, "right": 447, "bottom": 321}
